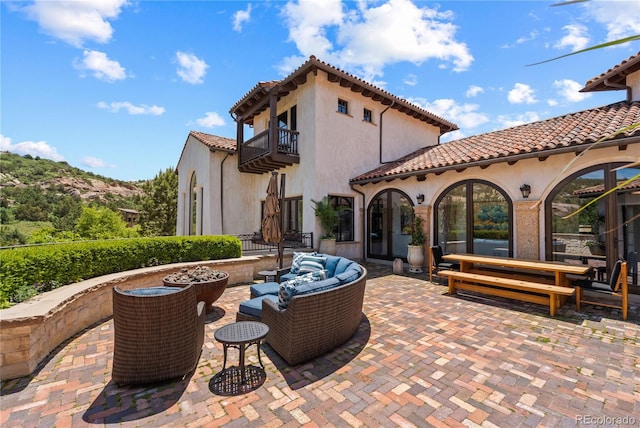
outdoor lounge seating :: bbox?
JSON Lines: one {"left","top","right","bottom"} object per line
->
{"left": 236, "top": 254, "right": 367, "bottom": 365}
{"left": 429, "top": 245, "right": 460, "bottom": 282}
{"left": 112, "top": 285, "right": 205, "bottom": 385}
{"left": 574, "top": 259, "right": 628, "bottom": 320}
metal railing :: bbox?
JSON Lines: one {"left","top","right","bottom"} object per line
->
{"left": 239, "top": 128, "right": 299, "bottom": 164}
{"left": 233, "top": 232, "right": 313, "bottom": 252}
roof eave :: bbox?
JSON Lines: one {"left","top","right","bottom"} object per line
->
{"left": 350, "top": 137, "right": 640, "bottom": 185}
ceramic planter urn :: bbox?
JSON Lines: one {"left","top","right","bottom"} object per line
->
{"left": 407, "top": 245, "right": 424, "bottom": 273}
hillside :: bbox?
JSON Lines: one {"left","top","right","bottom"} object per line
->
{"left": 0, "top": 151, "right": 145, "bottom": 201}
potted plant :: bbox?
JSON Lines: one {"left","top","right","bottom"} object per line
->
{"left": 312, "top": 196, "right": 347, "bottom": 255}
{"left": 585, "top": 240, "right": 605, "bottom": 256}
{"left": 163, "top": 266, "right": 229, "bottom": 313}
{"left": 407, "top": 215, "right": 426, "bottom": 273}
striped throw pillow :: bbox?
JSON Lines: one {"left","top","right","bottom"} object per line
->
{"left": 298, "top": 255, "right": 327, "bottom": 274}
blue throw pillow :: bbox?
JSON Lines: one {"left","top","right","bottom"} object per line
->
{"left": 123, "top": 286, "right": 182, "bottom": 296}
{"left": 323, "top": 255, "right": 341, "bottom": 277}
{"left": 334, "top": 257, "right": 355, "bottom": 275}
{"left": 277, "top": 270, "right": 327, "bottom": 308}
{"left": 298, "top": 255, "right": 327, "bottom": 274}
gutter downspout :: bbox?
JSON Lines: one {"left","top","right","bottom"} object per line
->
{"left": 220, "top": 153, "right": 230, "bottom": 234}
{"left": 604, "top": 78, "right": 632, "bottom": 102}
{"left": 350, "top": 183, "right": 367, "bottom": 262}
{"left": 379, "top": 101, "right": 396, "bottom": 164}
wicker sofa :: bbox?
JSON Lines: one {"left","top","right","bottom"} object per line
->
{"left": 236, "top": 254, "right": 367, "bottom": 365}
{"left": 112, "top": 284, "right": 205, "bottom": 385}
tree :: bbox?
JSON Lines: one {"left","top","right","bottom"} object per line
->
{"left": 138, "top": 167, "right": 178, "bottom": 236}
{"left": 75, "top": 206, "right": 137, "bottom": 240}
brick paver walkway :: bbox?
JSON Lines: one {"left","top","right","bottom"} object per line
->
{"left": 2, "top": 263, "right": 639, "bottom": 427}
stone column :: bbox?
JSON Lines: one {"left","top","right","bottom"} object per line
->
{"left": 515, "top": 201, "right": 540, "bottom": 260}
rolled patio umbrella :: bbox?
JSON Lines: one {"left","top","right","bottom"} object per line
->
{"left": 262, "top": 171, "right": 283, "bottom": 266}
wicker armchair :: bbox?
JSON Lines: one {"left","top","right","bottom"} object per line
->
{"left": 112, "top": 285, "right": 205, "bottom": 385}
{"left": 239, "top": 267, "right": 367, "bottom": 366}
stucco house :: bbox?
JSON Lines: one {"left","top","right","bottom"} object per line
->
{"left": 176, "top": 53, "right": 640, "bottom": 284}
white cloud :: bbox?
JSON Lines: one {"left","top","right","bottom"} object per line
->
{"left": 496, "top": 112, "right": 541, "bottom": 129}
{"left": 547, "top": 99, "right": 559, "bottom": 107}
{"left": 20, "top": 0, "right": 129, "bottom": 47}
{"left": 408, "top": 97, "right": 489, "bottom": 130}
{"left": 508, "top": 83, "right": 537, "bottom": 104}
{"left": 196, "top": 112, "right": 226, "bottom": 128}
{"left": 553, "top": 24, "right": 589, "bottom": 52}
{"left": 553, "top": 79, "right": 592, "bottom": 103}
{"left": 233, "top": 4, "right": 252, "bottom": 32}
{"left": 0, "top": 134, "right": 64, "bottom": 161}
{"left": 73, "top": 50, "right": 127, "bottom": 82}
{"left": 280, "top": 0, "right": 473, "bottom": 81}
{"left": 465, "top": 85, "right": 484, "bottom": 98}
{"left": 403, "top": 74, "right": 417, "bottom": 86}
{"left": 583, "top": 0, "right": 640, "bottom": 43}
{"left": 97, "top": 101, "right": 165, "bottom": 115}
{"left": 176, "top": 51, "right": 208, "bottom": 84}
{"left": 82, "top": 156, "right": 115, "bottom": 169}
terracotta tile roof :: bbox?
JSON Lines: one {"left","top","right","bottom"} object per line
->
{"left": 581, "top": 51, "right": 640, "bottom": 93}
{"left": 229, "top": 55, "right": 458, "bottom": 134}
{"left": 574, "top": 178, "right": 640, "bottom": 196}
{"left": 350, "top": 101, "right": 640, "bottom": 184}
{"left": 189, "top": 131, "right": 236, "bottom": 152}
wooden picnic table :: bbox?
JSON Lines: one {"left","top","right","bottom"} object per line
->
{"left": 439, "top": 254, "right": 593, "bottom": 316}
{"left": 442, "top": 253, "right": 591, "bottom": 287}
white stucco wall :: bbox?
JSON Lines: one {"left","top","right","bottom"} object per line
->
{"left": 627, "top": 68, "right": 640, "bottom": 101}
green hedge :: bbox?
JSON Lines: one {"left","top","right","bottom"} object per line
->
{"left": 0, "top": 235, "right": 241, "bottom": 308}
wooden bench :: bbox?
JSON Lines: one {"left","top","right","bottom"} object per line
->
{"left": 439, "top": 270, "right": 575, "bottom": 316}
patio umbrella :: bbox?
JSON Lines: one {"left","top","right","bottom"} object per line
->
{"left": 262, "top": 171, "right": 284, "bottom": 267}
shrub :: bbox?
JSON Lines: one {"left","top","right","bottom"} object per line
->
{"left": 0, "top": 235, "right": 241, "bottom": 308}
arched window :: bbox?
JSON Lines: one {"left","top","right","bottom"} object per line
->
{"left": 545, "top": 162, "right": 640, "bottom": 281}
{"left": 189, "top": 172, "right": 197, "bottom": 235}
{"left": 367, "top": 189, "right": 414, "bottom": 260}
{"left": 434, "top": 180, "right": 513, "bottom": 256}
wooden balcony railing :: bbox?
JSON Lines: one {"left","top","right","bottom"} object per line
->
{"left": 238, "top": 128, "right": 300, "bottom": 174}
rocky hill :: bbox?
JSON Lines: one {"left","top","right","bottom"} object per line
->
{"left": 0, "top": 151, "right": 145, "bottom": 202}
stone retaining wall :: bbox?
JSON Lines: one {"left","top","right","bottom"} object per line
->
{"left": 0, "top": 253, "right": 291, "bottom": 381}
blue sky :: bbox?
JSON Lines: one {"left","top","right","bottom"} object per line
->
{"left": 2, "top": 0, "right": 639, "bottom": 182}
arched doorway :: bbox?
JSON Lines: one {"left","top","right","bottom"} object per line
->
{"left": 434, "top": 180, "right": 513, "bottom": 256}
{"left": 545, "top": 162, "right": 640, "bottom": 285}
{"left": 367, "top": 189, "right": 414, "bottom": 260}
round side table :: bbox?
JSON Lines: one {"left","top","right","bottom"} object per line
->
{"left": 214, "top": 321, "right": 269, "bottom": 384}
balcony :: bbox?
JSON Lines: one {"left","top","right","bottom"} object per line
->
{"left": 238, "top": 128, "right": 300, "bottom": 174}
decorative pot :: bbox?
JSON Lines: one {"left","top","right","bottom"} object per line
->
{"left": 163, "top": 271, "right": 229, "bottom": 314}
{"left": 407, "top": 245, "right": 424, "bottom": 273}
{"left": 319, "top": 238, "right": 337, "bottom": 255}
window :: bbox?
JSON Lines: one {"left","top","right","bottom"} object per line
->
{"left": 261, "top": 196, "right": 302, "bottom": 234}
{"left": 283, "top": 197, "right": 303, "bottom": 233}
{"left": 338, "top": 99, "right": 348, "bottom": 114}
{"left": 363, "top": 108, "right": 372, "bottom": 123}
{"left": 434, "top": 180, "right": 512, "bottom": 257}
{"left": 329, "top": 195, "right": 354, "bottom": 241}
{"left": 545, "top": 163, "right": 640, "bottom": 275}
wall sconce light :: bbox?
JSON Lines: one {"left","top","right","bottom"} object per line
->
{"left": 520, "top": 184, "right": 531, "bottom": 199}
{"left": 416, "top": 193, "right": 425, "bottom": 204}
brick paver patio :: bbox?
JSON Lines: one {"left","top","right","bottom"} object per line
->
{"left": 2, "top": 263, "right": 639, "bottom": 427}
